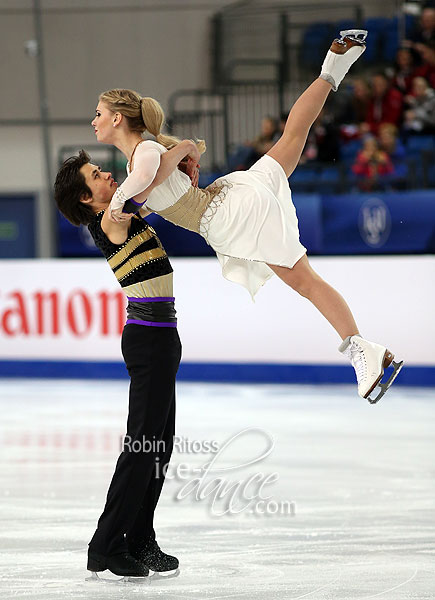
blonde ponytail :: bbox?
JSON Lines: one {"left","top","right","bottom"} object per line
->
{"left": 99, "top": 88, "right": 206, "bottom": 155}
{"left": 141, "top": 96, "right": 206, "bottom": 155}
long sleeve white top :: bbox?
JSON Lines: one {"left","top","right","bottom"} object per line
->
{"left": 110, "top": 140, "right": 191, "bottom": 212}
{"left": 110, "top": 140, "right": 191, "bottom": 210}
{"left": 109, "top": 141, "right": 162, "bottom": 211}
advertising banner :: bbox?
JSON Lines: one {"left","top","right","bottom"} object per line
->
{"left": 0, "top": 257, "right": 433, "bottom": 374}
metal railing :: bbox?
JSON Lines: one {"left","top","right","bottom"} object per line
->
{"left": 167, "top": 82, "right": 281, "bottom": 171}
{"left": 211, "top": 2, "right": 365, "bottom": 88}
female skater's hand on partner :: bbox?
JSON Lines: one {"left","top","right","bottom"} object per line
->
{"left": 192, "top": 164, "right": 200, "bottom": 187}
{"left": 109, "top": 208, "right": 134, "bottom": 224}
{"left": 185, "top": 157, "right": 200, "bottom": 187}
{"left": 178, "top": 157, "right": 200, "bottom": 187}
{"left": 184, "top": 140, "right": 201, "bottom": 165}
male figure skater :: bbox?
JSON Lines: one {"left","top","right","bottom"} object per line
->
{"left": 54, "top": 151, "right": 197, "bottom": 579}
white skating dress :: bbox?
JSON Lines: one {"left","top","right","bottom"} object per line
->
{"left": 112, "top": 140, "right": 306, "bottom": 299}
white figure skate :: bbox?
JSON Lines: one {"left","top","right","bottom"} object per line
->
{"left": 320, "top": 29, "right": 367, "bottom": 91}
{"left": 339, "top": 335, "right": 404, "bottom": 404}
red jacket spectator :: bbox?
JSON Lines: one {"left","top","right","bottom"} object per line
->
{"left": 352, "top": 137, "right": 394, "bottom": 191}
{"left": 364, "top": 74, "right": 404, "bottom": 135}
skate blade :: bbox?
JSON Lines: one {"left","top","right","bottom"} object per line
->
{"left": 363, "top": 349, "right": 394, "bottom": 399}
{"left": 86, "top": 571, "right": 150, "bottom": 585}
{"left": 148, "top": 568, "right": 180, "bottom": 580}
{"left": 339, "top": 29, "right": 368, "bottom": 44}
{"left": 367, "top": 360, "right": 404, "bottom": 404}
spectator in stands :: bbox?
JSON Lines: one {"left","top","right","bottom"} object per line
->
{"left": 408, "top": 6, "right": 435, "bottom": 49}
{"left": 227, "top": 116, "right": 278, "bottom": 170}
{"left": 299, "top": 107, "right": 340, "bottom": 164}
{"left": 351, "top": 78, "right": 373, "bottom": 124}
{"left": 403, "top": 76, "right": 435, "bottom": 132}
{"left": 390, "top": 48, "right": 421, "bottom": 95}
{"left": 413, "top": 42, "right": 435, "bottom": 86}
{"left": 251, "top": 116, "right": 279, "bottom": 155}
{"left": 361, "top": 73, "right": 403, "bottom": 135}
{"left": 339, "top": 78, "right": 371, "bottom": 129}
{"left": 351, "top": 135, "right": 394, "bottom": 191}
{"left": 377, "top": 123, "right": 408, "bottom": 186}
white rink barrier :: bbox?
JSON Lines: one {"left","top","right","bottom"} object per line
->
{"left": 0, "top": 257, "right": 434, "bottom": 383}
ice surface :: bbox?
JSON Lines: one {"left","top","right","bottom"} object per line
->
{"left": 0, "top": 379, "right": 434, "bottom": 599}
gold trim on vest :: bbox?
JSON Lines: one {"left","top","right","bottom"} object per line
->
{"left": 108, "top": 229, "right": 154, "bottom": 269}
{"left": 122, "top": 272, "right": 174, "bottom": 298}
{"left": 115, "top": 248, "right": 167, "bottom": 281}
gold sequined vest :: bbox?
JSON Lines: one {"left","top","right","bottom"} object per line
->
{"left": 152, "top": 182, "right": 229, "bottom": 238}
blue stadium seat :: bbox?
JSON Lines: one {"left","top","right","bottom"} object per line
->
{"left": 336, "top": 19, "right": 356, "bottom": 33}
{"left": 290, "top": 168, "right": 318, "bottom": 183}
{"left": 390, "top": 14, "right": 417, "bottom": 36}
{"left": 426, "top": 164, "right": 435, "bottom": 187}
{"left": 364, "top": 17, "right": 391, "bottom": 31}
{"left": 319, "top": 166, "right": 341, "bottom": 192}
{"left": 300, "top": 23, "right": 334, "bottom": 67}
{"left": 290, "top": 167, "right": 319, "bottom": 191}
{"left": 383, "top": 25, "right": 400, "bottom": 63}
{"left": 374, "top": 15, "right": 417, "bottom": 63}
{"left": 362, "top": 30, "right": 382, "bottom": 64}
{"left": 363, "top": 18, "right": 390, "bottom": 63}
{"left": 341, "top": 139, "right": 361, "bottom": 160}
{"left": 406, "top": 135, "right": 435, "bottom": 156}
{"left": 320, "top": 166, "right": 340, "bottom": 181}
{"left": 404, "top": 155, "right": 424, "bottom": 187}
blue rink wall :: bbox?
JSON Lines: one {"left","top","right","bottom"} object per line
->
{"left": 0, "top": 257, "right": 434, "bottom": 386}
{"left": 56, "top": 190, "right": 435, "bottom": 258}
{"left": 0, "top": 360, "right": 432, "bottom": 387}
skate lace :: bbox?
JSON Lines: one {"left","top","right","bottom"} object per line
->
{"left": 349, "top": 341, "right": 367, "bottom": 384}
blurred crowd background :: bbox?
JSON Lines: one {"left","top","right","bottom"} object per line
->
{"left": 227, "top": 6, "right": 435, "bottom": 193}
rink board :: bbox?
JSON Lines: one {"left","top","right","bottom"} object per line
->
{"left": 0, "top": 256, "right": 434, "bottom": 384}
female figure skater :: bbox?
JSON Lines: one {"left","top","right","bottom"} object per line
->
{"left": 91, "top": 31, "right": 403, "bottom": 403}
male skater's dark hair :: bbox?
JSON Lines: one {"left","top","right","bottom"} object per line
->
{"left": 54, "top": 150, "right": 95, "bottom": 227}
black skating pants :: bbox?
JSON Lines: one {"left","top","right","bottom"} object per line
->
{"left": 88, "top": 324, "right": 182, "bottom": 556}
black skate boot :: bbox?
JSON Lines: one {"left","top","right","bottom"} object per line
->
{"left": 87, "top": 550, "right": 149, "bottom": 581}
{"left": 132, "top": 538, "right": 179, "bottom": 575}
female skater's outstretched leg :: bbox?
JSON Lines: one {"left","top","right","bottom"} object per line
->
{"left": 270, "top": 253, "right": 403, "bottom": 404}
{"left": 266, "top": 33, "right": 403, "bottom": 402}
{"left": 267, "top": 256, "right": 359, "bottom": 341}
{"left": 266, "top": 34, "right": 367, "bottom": 179}
{"left": 267, "top": 78, "right": 334, "bottom": 179}
{"left": 264, "top": 38, "right": 363, "bottom": 340}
